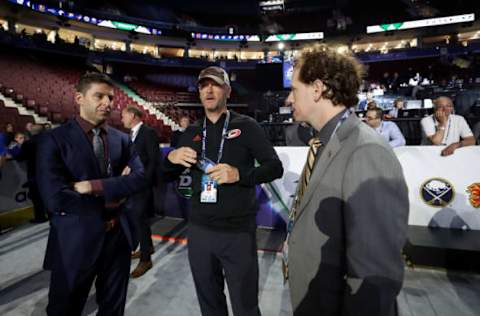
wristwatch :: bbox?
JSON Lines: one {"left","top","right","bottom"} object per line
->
{"left": 438, "top": 126, "right": 445, "bottom": 131}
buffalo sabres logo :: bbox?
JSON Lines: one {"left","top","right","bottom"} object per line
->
{"left": 420, "top": 178, "right": 455, "bottom": 207}
{"left": 466, "top": 183, "right": 480, "bottom": 208}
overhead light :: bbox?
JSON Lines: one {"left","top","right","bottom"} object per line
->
{"left": 260, "top": 0, "right": 284, "bottom": 12}
{"left": 278, "top": 42, "right": 285, "bottom": 50}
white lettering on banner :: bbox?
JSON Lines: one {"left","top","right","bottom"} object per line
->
{"left": 265, "top": 146, "right": 480, "bottom": 230}
{"left": 0, "top": 161, "right": 32, "bottom": 213}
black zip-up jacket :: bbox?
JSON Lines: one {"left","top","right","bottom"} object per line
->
{"left": 164, "top": 111, "right": 284, "bottom": 232}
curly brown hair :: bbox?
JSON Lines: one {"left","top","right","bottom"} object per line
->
{"left": 295, "top": 44, "right": 365, "bottom": 108}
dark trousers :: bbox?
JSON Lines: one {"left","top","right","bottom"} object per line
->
{"left": 46, "top": 226, "right": 131, "bottom": 316}
{"left": 188, "top": 224, "right": 261, "bottom": 316}
{"left": 132, "top": 189, "right": 154, "bottom": 262}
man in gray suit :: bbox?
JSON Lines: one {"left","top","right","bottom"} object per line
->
{"left": 284, "top": 44, "right": 409, "bottom": 316}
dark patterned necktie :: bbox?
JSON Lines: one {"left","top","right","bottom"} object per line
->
{"left": 92, "top": 128, "right": 107, "bottom": 176}
{"left": 289, "top": 137, "right": 322, "bottom": 221}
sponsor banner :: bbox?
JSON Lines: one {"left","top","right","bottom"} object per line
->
{"left": 367, "top": 13, "right": 475, "bottom": 34}
{"left": 0, "top": 161, "right": 31, "bottom": 213}
{"left": 265, "top": 146, "right": 480, "bottom": 230}
{"left": 3, "top": 147, "right": 479, "bottom": 230}
{"left": 394, "top": 146, "right": 480, "bottom": 230}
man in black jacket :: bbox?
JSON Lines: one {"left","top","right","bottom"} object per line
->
{"left": 164, "top": 66, "right": 283, "bottom": 315}
{"left": 121, "top": 105, "right": 160, "bottom": 278}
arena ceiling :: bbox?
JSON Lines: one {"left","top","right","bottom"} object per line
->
{"left": 16, "top": 0, "right": 480, "bottom": 34}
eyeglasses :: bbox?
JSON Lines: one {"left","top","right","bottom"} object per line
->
{"left": 365, "top": 116, "right": 379, "bottom": 121}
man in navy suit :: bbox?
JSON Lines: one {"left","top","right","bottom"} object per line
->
{"left": 121, "top": 105, "right": 160, "bottom": 278}
{"left": 37, "top": 72, "right": 147, "bottom": 316}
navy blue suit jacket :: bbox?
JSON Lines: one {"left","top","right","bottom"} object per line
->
{"left": 37, "top": 119, "right": 147, "bottom": 287}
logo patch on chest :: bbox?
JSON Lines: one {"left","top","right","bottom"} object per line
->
{"left": 226, "top": 129, "right": 241, "bottom": 139}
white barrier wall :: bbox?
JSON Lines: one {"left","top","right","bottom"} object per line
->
{"left": 0, "top": 161, "right": 31, "bottom": 213}
{"left": 394, "top": 146, "right": 480, "bottom": 229}
{"left": 267, "top": 146, "right": 480, "bottom": 230}
{"left": 2, "top": 147, "right": 479, "bottom": 230}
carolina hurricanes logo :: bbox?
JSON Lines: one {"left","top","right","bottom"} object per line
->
{"left": 226, "top": 129, "right": 241, "bottom": 139}
{"left": 467, "top": 183, "right": 480, "bottom": 208}
{"left": 192, "top": 134, "right": 202, "bottom": 142}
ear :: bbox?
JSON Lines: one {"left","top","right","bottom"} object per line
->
{"left": 312, "top": 79, "right": 326, "bottom": 102}
{"left": 74, "top": 91, "right": 83, "bottom": 106}
{"left": 226, "top": 85, "right": 232, "bottom": 99}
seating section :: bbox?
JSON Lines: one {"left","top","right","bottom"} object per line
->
{"left": 0, "top": 53, "right": 172, "bottom": 142}
{"left": 0, "top": 100, "right": 34, "bottom": 132}
{"left": 128, "top": 81, "right": 198, "bottom": 104}
{"left": 128, "top": 80, "right": 247, "bottom": 125}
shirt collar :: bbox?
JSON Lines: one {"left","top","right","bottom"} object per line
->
{"left": 131, "top": 121, "right": 143, "bottom": 135}
{"left": 316, "top": 109, "right": 347, "bottom": 145}
{"left": 75, "top": 116, "right": 107, "bottom": 134}
{"left": 374, "top": 121, "right": 384, "bottom": 132}
{"left": 206, "top": 111, "right": 228, "bottom": 126}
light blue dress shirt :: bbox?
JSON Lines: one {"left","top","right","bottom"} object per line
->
{"left": 375, "top": 121, "right": 406, "bottom": 148}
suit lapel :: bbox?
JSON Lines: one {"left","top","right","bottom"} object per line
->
{"left": 134, "top": 124, "right": 144, "bottom": 145}
{"left": 293, "top": 114, "right": 360, "bottom": 221}
{"left": 294, "top": 134, "right": 342, "bottom": 220}
{"left": 67, "top": 120, "right": 101, "bottom": 176}
{"left": 107, "top": 127, "right": 121, "bottom": 165}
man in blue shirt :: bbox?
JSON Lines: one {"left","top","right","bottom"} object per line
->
{"left": 366, "top": 107, "right": 406, "bottom": 148}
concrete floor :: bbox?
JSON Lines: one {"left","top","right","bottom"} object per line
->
{"left": 1, "top": 221, "right": 480, "bottom": 316}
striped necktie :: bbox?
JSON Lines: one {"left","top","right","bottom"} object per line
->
{"left": 289, "top": 137, "right": 322, "bottom": 222}
{"left": 283, "top": 137, "right": 322, "bottom": 281}
{"left": 92, "top": 128, "right": 107, "bottom": 176}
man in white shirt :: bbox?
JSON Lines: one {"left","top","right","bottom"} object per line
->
{"left": 420, "top": 96, "right": 475, "bottom": 156}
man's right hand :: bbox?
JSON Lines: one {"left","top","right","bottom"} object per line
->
{"left": 435, "top": 110, "right": 448, "bottom": 126}
{"left": 168, "top": 147, "right": 197, "bottom": 168}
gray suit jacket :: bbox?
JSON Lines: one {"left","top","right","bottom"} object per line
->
{"left": 288, "top": 113, "right": 409, "bottom": 316}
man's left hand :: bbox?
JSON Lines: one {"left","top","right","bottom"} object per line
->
{"left": 73, "top": 181, "right": 92, "bottom": 194}
{"left": 207, "top": 163, "right": 240, "bottom": 185}
{"left": 441, "top": 143, "right": 460, "bottom": 156}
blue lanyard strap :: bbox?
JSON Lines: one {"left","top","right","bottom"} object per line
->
{"left": 329, "top": 109, "right": 351, "bottom": 142}
{"left": 202, "top": 110, "right": 230, "bottom": 163}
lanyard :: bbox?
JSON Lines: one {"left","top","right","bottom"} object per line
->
{"left": 202, "top": 110, "right": 230, "bottom": 163}
{"left": 329, "top": 109, "right": 351, "bottom": 142}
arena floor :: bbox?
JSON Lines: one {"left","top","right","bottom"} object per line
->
{"left": 1, "top": 219, "right": 480, "bottom": 316}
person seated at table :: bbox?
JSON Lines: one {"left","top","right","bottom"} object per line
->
{"left": 386, "top": 98, "right": 405, "bottom": 119}
{"left": 366, "top": 107, "right": 406, "bottom": 148}
{"left": 420, "top": 96, "right": 475, "bottom": 156}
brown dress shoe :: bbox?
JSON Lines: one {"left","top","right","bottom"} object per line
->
{"left": 131, "top": 247, "right": 155, "bottom": 259}
{"left": 130, "top": 261, "right": 153, "bottom": 278}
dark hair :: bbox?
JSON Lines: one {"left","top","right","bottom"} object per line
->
{"left": 366, "top": 101, "right": 377, "bottom": 110}
{"left": 75, "top": 72, "right": 114, "bottom": 94}
{"left": 295, "top": 44, "right": 365, "bottom": 107}
{"left": 393, "top": 98, "right": 404, "bottom": 108}
{"left": 367, "top": 107, "right": 383, "bottom": 120}
{"left": 124, "top": 105, "right": 144, "bottom": 118}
